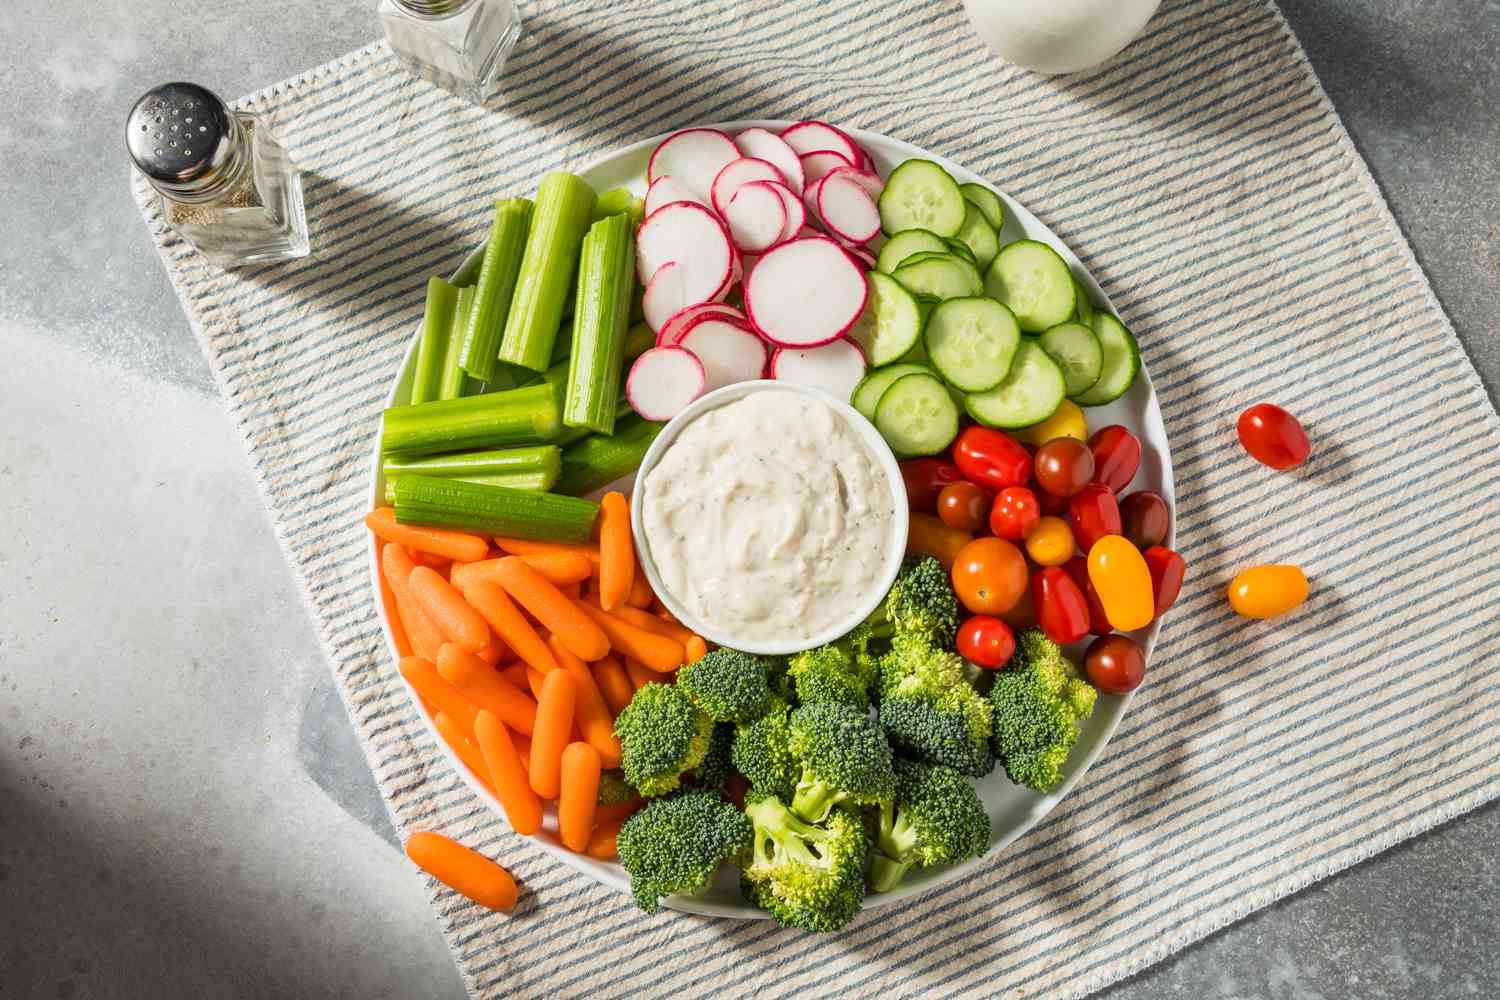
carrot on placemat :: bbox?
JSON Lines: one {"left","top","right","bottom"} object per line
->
{"left": 587, "top": 814, "right": 628, "bottom": 859}
{"left": 405, "top": 832, "right": 517, "bottom": 912}
{"left": 684, "top": 635, "right": 708, "bottom": 664}
{"left": 474, "top": 710, "right": 543, "bottom": 836}
{"left": 383, "top": 544, "right": 446, "bottom": 661}
{"left": 399, "top": 656, "right": 479, "bottom": 730}
{"left": 529, "top": 668, "right": 576, "bottom": 799}
{"left": 494, "top": 536, "right": 600, "bottom": 568}
{"left": 367, "top": 507, "right": 489, "bottom": 562}
{"left": 547, "top": 636, "right": 622, "bottom": 767}
{"left": 597, "top": 492, "right": 634, "bottom": 611}
{"left": 623, "top": 657, "right": 661, "bottom": 691}
{"left": 433, "top": 710, "right": 495, "bottom": 794}
{"left": 458, "top": 579, "right": 557, "bottom": 674}
{"left": 436, "top": 644, "right": 537, "bottom": 736}
{"left": 492, "top": 557, "right": 610, "bottom": 662}
{"left": 559, "top": 742, "right": 602, "bottom": 852}
{"left": 574, "top": 600, "right": 683, "bottom": 672}
{"left": 591, "top": 655, "right": 634, "bottom": 716}
{"left": 409, "top": 566, "right": 491, "bottom": 653}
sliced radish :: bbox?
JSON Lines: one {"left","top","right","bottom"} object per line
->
{"left": 824, "top": 164, "right": 883, "bottom": 201}
{"left": 644, "top": 176, "right": 706, "bottom": 216}
{"left": 802, "top": 175, "right": 828, "bottom": 222}
{"left": 710, "top": 158, "right": 782, "bottom": 218}
{"left": 657, "top": 302, "right": 745, "bottom": 346}
{"left": 744, "top": 180, "right": 806, "bottom": 244}
{"left": 780, "top": 121, "right": 863, "bottom": 165}
{"left": 725, "top": 182, "right": 788, "bottom": 255}
{"left": 817, "top": 174, "right": 881, "bottom": 245}
{"left": 800, "top": 151, "right": 854, "bottom": 187}
{"left": 676, "top": 318, "right": 767, "bottom": 391}
{"left": 770, "top": 338, "right": 868, "bottom": 401}
{"left": 641, "top": 262, "right": 691, "bottom": 333}
{"left": 635, "top": 201, "right": 735, "bottom": 301}
{"left": 627, "top": 346, "right": 706, "bottom": 421}
{"left": 646, "top": 129, "right": 740, "bottom": 204}
{"left": 733, "top": 128, "right": 806, "bottom": 195}
{"left": 744, "top": 236, "right": 868, "bottom": 348}
{"left": 842, "top": 245, "right": 877, "bottom": 271}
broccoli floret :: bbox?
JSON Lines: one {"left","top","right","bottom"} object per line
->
{"left": 677, "top": 648, "right": 773, "bottom": 722}
{"left": 689, "top": 722, "right": 736, "bottom": 794}
{"left": 766, "top": 655, "right": 797, "bottom": 703}
{"left": 786, "top": 623, "right": 879, "bottom": 710}
{"left": 597, "top": 769, "right": 638, "bottom": 806}
{"left": 872, "top": 555, "right": 960, "bottom": 646}
{"left": 616, "top": 790, "right": 753, "bottom": 913}
{"left": 739, "top": 793, "right": 869, "bottom": 932}
{"left": 878, "top": 635, "right": 995, "bottom": 777}
{"left": 870, "top": 759, "right": 990, "bottom": 892}
{"left": 989, "top": 629, "right": 1098, "bottom": 792}
{"left": 787, "top": 701, "right": 896, "bottom": 822}
{"left": 731, "top": 697, "right": 800, "bottom": 801}
{"left": 615, "top": 683, "right": 715, "bottom": 797}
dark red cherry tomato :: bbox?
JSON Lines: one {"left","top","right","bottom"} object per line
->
{"left": 1068, "top": 484, "right": 1122, "bottom": 553}
{"left": 956, "top": 616, "right": 1017, "bottom": 669}
{"left": 1087, "top": 425, "right": 1142, "bottom": 494}
{"left": 1064, "top": 556, "right": 1113, "bottom": 636}
{"left": 998, "top": 580, "right": 1038, "bottom": 630}
{"left": 1033, "top": 437, "right": 1096, "bottom": 498}
{"left": 1036, "top": 485, "right": 1070, "bottom": 516}
{"left": 1237, "top": 403, "right": 1310, "bottom": 470}
{"left": 1084, "top": 634, "right": 1146, "bottom": 694}
{"left": 1119, "top": 491, "right": 1170, "bottom": 550}
{"left": 900, "top": 458, "right": 963, "bottom": 512}
{"left": 937, "top": 481, "right": 991, "bottom": 532}
{"left": 1032, "top": 566, "right": 1091, "bottom": 645}
{"left": 989, "top": 486, "right": 1041, "bottom": 541}
{"left": 953, "top": 427, "right": 1032, "bottom": 491}
{"left": 1142, "top": 546, "right": 1186, "bottom": 619}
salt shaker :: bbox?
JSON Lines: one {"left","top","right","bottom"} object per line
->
{"left": 127, "top": 83, "right": 310, "bottom": 268}
{"left": 379, "top": 0, "right": 523, "bottom": 106}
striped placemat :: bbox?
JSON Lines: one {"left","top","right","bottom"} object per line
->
{"left": 133, "top": 0, "right": 1500, "bottom": 996}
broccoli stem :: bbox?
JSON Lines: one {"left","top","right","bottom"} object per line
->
{"left": 870, "top": 854, "right": 911, "bottom": 893}
{"left": 877, "top": 801, "right": 919, "bottom": 863}
{"left": 791, "top": 774, "right": 841, "bottom": 824}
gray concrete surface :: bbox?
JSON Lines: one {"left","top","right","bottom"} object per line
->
{"left": 1, "top": 1, "right": 1496, "bottom": 997}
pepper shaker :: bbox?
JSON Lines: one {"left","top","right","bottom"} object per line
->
{"left": 127, "top": 82, "right": 310, "bottom": 268}
{"left": 379, "top": 0, "right": 523, "bottom": 106}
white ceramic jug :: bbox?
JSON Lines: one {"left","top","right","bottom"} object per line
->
{"left": 962, "top": 0, "right": 1162, "bottom": 75}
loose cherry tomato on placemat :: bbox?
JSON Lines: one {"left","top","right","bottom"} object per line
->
{"left": 1070, "top": 484, "right": 1122, "bottom": 553}
{"left": 1087, "top": 535, "right": 1155, "bottom": 632}
{"left": 1142, "top": 546, "right": 1186, "bottom": 618}
{"left": 900, "top": 458, "right": 964, "bottom": 512}
{"left": 1085, "top": 634, "right": 1146, "bottom": 694}
{"left": 1228, "top": 564, "right": 1309, "bottom": 619}
{"left": 1024, "top": 515, "right": 1075, "bottom": 566}
{"left": 1088, "top": 425, "right": 1142, "bottom": 494}
{"left": 1237, "top": 403, "right": 1310, "bottom": 470}
{"left": 952, "top": 537, "right": 1029, "bottom": 614}
{"left": 937, "top": 481, "right": 992, "bottom": 533}
{"left": 1120, "top": 491, "right": 1171, "bottom": 550}
{"left": 1033, "top": 566, "right": 1091, "bottom": 644}
{"left": 1034, "top": 437, "right": 1096, "bottom": 497}
{"left": 953, "top": 426, "right": 1032, "bottom": 491}
{"left": 957, "top": 616, "right": 1016, "bottom": 668}
{"left": 990, "top": 486, "right": 1041, "bottom": 541}
{"left": 1064, "top": 556, "right": 1113, "bottom": 636}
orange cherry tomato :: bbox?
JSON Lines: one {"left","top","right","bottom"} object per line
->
{"left": 907, "top": 512, "right": 973, "bottom": 570}
{"left": 1086, "top": 535, "right": 1155, "bottom": 632}
{"left": 951, "top": 537, "right": 1029, "bottom": 615}
{"left": 1023, "top": 516, "right": 1075, "bottom": 567}
{"left": 937, "top": 481, "right": 992, "bottom": 532}
{"left": 1228, "top": 564, "right": 1309, "bottom": 619}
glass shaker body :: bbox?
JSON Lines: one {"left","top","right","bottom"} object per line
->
{"left": 379, "top": 0, "right": 522, "bottom": 106}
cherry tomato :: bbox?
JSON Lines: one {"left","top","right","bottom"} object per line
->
{"left": 937, "top": 481, "right": 991, "bottom": 532}
{"left": 1142, "top": 546, "right": 1186, "bottom": 618}
{"left": 900, "top": 458, "right": 964, "bottom": 512}
{"left": 956, "top": 616, "right": 1016, "bottom": 669}
{"left": 1087, "top": 535, "right": 1155, "bottom": 631}
{"left": 1069, "top": 484, "right": 1122, "bottom": 553}
{"left": 1016, "top": 399, "right": 1088, "bottom": 446}
{"left": 1036, "top": 485, "right": 1070, "bottom": 516}
{"left": 1119, "top": 491, "right": 1170, "bottom": 550}
{"left": 952, "top": 427, "right": 1032, "bottom": 491}
{"left": 1084, "top": 634, "right": 1146, "bottom": 694}
{"left": 1237, "top": 403, "right": 1310, "bottom": 470}
{"left": 989, "top": 486, "right": 1041, "bottom": 541}
{"left": 998, "top": 581, "right": 1038, "bottom": 630}
{"left": 1228, "top": 564, "right": 1308, "bottom": 619}
{"left": 1064, "top": 556, "right": 1113, "bottom": 636}
{"left": 1023, "top": 515, "right": 1075, "bottom": 566}
{"left": 951, "top": 537, "right": 1029, "bottom": 614}
{"left": 1032, "top": 566, "right": 1091, "bottom": 645}
{"left": 907, "top": 513, "right": 973, "bottom": 570}
{"left": 1033, "top": 437, "right": 1096, "bottom": 497}
{"left": 1087, "top": 425, "right": 1142, "bottom": 494}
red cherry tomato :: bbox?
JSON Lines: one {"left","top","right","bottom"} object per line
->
{"left": 951, "top": 537, "right": 1029, "bottom": 614}
{"left": 952, "top": 427, "right": 1032, "bottom": 491}
{"left": 937, "top": 481, "right": 991, "bottom": 532}
{"left": 956, "top": 616, "right": 1016, "bottom": 669}
{"left": 989, "top": 486, "right": 1041, "bottom": 541}
{"left": 1084, "top": 634, "right": 1145, "bottom": 694}
{"left": 900, "top": 458, "right": 963, "bottom": 512}
{"left": 1142, "top": 546, "right": 1186, "bottom": 618}
{"left": 1035, "top": 485, "right": 1070, "bottom": 516}
{"left": 1237, "top": 403, "right": 1310, "bottom": 470}
{"left": 1087, "top": 425, "right": 1142, "bottom": 494}
{"left": 1033, "top": 437, "right": 1096, "bottom": 497}
{"left": 1064, "top": 556, "right": 1113, "bottom": 636}
{"left": 1032, "top": 566, "right": 1091, "bottom": 645}
{"left": 998, "top": 580, "right": 1038, "bottom": 630}
{"left": 1119, "top": 491, "right": 1171, "bottom": 550}
{"left": 1068, "top": 484, "right": 1123, "bottom": 553}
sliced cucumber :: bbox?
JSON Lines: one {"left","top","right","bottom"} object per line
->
{"left": 847, "top": 272, "right": 924, "bottom": 368}
{"left": 1071, "top": 312, "right": 1140, "bottom": 406}
{"left": 924, "top": 297, "right": 1021, "bottom": 393}
{"left": 954, "top": 202, "right": 1000, "bottom": 270}
{"left": 1071, "top": 276, "right": 1095, "bottom": 327}
{"left": 892, "top": 253, "right": 983, "bottom": 301}
{"left": 960, "top": 182, "right": 1005, "bottom": 231}
{"left": 1036, "top": 321, "right": 1103, "bottom": 397}
{"left": 943, "top": 239, "right": 978, "bottom": 266}
{"left": 874, "top": 372, "right": 961, "bottom": 456}
{"left": 879, "top": 160, "right": 966, "bottom": 238}
{"left": 964, "top": 338, "right": 1066, "bottom": 429}
{"left": 984, "top": 240, "right": 1077, "bottom": 333}
{"left": 877, "top": 229, "right": 948, "bottom": 273}
{"left": 851, "top": 362, "right": 932, "bottom": 420}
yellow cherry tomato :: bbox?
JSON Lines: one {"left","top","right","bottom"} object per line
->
{"left": 1228, "top": 565, "right": 1309, "bottom": 619}
{"left": 1087, "top": 535, "right": 1155, "bottom": 631}
{"left": 1024, "top": 516, "right": 1075, "bottom": 566}
{"left": 1017, "top": 399, "right": 1087, "bottom": 446}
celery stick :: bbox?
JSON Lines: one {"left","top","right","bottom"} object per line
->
{"left": 593, "top": 187, "right": 645, "bottom": 228}
{"left": 555, "top": 415, "right": 665, "bottom": 496}
{"left": 438, "top": 285, "right": 476, "bottom": 400}
{"left": 384, "top": 469, "right": 555, "bottom": 505}
{"left": 382, "top": 382, "right": 562, "bottom": 456}
{"left": 382, "top": 445, "right": 562, "bottom": 483}
{"left": 394, "top": 475, "right": 599, "bottom": 541}
{"left": 460, "top": 198, "right": 533, "bottom": 381}
{"left": 410, "top": 278, "right": 459, "bottom": 405}
{"left": 563, "top": 213, "right": 636, "bottom": 434}
{"left": 498, "top": 173, "right": 598, "bottom": 372}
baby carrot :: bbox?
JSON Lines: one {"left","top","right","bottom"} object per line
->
{"left": 436, "top": 644, "right": 538, "bottom": 736}
{"left": 409, "top": 550, "right": 452, "bottom": 571}
{"left": 494, "top": 537, "right": 601, "bottom": 569}
{"left": 595, "top": 798, "right": 645, "bottom": 824}
{"left": 367, "top": 507, "right": 489, "bottom": 562}
{"left": 458, "top": 579, "right": 557, "bottom": 673}
{"left": 558, "top": 581, "right": 582, "bottom": 600}
{"left": 410, "top": 566, "right": 491, "bottom": 654}
{"left": 379, "top": 569, "right": 412, "bottom": 658}
{"left": 591, "top": 655, "right": 634, "bottom": 716}
{"left": 624, "top": 657, "right": 660, "bottom": 691}
{"left": 574, "top": 600, "right": 684, "bottom": 672}
{"left": 529, "top": 668, "right": 576, "bottom": 799}
{"left": 597, "top": 492, "right": 634, "bottom": 612}
{"left": 558, "top": 742, "right": 602, "bottom": 852}
{"left": 399, "top": 656, "right": 479, "bottom": 730}
{"left": 685, "top": 635, "right": 708, "bottom": 664}
{"left": 473, "top": 640, "right": 506, "bottom": 666}
{"left": 512, "top": 732, "right": 532, "bottom": 772}
{"left": 519, "top": 551, "right": 594, "bottom": 585}
{"left": 626, "top": 566, "right": 654, "bottom": 609}
{"left": 524, "top": 665, "right": 546, "bottom": 701}
{"left": 501, "top": 662, "right": 529, "bottom": 692}
{"left": 594, "top": 599, "right": 695, "bottom": 645}
{"left": 474, "top": 710, "right": 543, "bottom": 836}
{"left": 587, "top": 814, "right": 628, "bottom": 859}
{"left": 655, "top": 603, "right": 681, "bottom": 625}
{"left": 493, "top": 558, "right": 610, "bottom": 662}
{"left": 433, "top": 710, "right": 495, "bottom": 793}
{"left": 547, "top": 636, "right": 622, "bottom": 768}
{"left": 384, "top": 544, "right": 445, "bottom": 661}
{"left": 404, "top": 832, "right": 517, "bottom": 912}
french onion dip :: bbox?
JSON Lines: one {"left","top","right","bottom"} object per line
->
{"left": 640, "top": 389, "right": 897, "bottom": 646}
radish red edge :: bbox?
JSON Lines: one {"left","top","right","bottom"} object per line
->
{"left": 635, "top": 200, "right": 735, "bottom": 299}
{"left": 656, "top": 302, "right": 746, "bottom": 346}
{"left": 768, "top": 338, "right": 869, "bottom": 402}
{"left": 817, "top": 174, "right": 880, "bottom": 245}
{"left": 743, "top": 235, "right": 869, "bottom": 349}
{"left": 626, "top": 346, "right": 707, "bottom": 421}
{"left": 645, "top": 128, "right": 739, "bottom": 191}
{"left": 725, "top": 182, "right": 789, "bottom": 254}
{"left": 710, "top": 157, "right": 782, "bottom": 218}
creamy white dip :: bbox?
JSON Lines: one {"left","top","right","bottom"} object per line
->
{"left": 640, "top": 389, "right": 898, "bottom": 646}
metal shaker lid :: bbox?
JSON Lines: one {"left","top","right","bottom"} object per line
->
{"left": 126, "top": 83, "right": 238, "bottom": 196}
